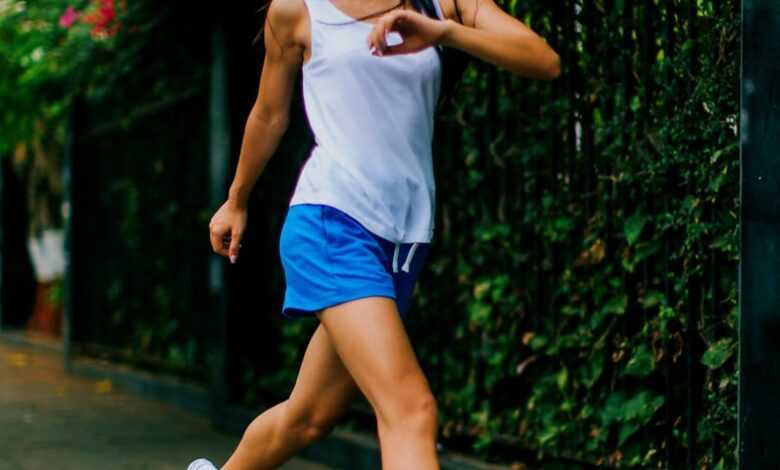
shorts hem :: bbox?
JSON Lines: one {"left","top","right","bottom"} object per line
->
{"left": 281, "top": 291, "right": 398, "bottom": 319}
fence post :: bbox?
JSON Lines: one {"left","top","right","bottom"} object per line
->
{"left": 0, "top": 152, "right": 4, "bottom": 333}
{"left": 62, "top": 103, "right": 78, "bottom": 370}
{"left": 739, "top": 0, "right": 780, "bottom": 467}
{"left": 208, "top": 17, "right": 231, "bottom": 424}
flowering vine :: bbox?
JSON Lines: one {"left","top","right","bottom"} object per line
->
{"left": 58, "top": 0, "right": 125, "bottom": 38}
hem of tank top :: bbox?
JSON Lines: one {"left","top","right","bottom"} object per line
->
{"left": 288, "top": 198, "right": 435, "bottom": 244}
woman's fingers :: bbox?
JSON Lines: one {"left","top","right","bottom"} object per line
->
{"left": 366, "top": 10, "right": 441, "bottom": 56}
{"left": 209, "top": 222, "right": 242, "bottom": 260}
{"left": 381, "top": 43, "right": 412, "bottom": 55}
{"left": 209, "top": 223, "right": 227, "bottom": 256}
{"left": 228, "top": 228, "right": 243, "bottom": 264}
{"left": 367, "top": 11, "right": 403, "bottom": 55}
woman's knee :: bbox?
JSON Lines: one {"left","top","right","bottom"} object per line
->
{"left": 278, "top": 399, "right": 337, "bottom": 444}
{"left": 379, "top": 389, "right": 439, "bottom": 436}
{"left": 407, "top": 392, "right": 439, "bottom": 434}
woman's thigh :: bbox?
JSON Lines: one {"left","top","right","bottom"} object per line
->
{"left": 316, "top": 296, "right": 434, "bottom": 425}
{"left": 285, "top": 323, "right": 361, "bottom": 429}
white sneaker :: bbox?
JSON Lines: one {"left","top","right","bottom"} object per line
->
{"left": 187, "top": 458, "right": 218, "bottom": 470}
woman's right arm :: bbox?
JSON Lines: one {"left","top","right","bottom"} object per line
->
{"left": 209, "top": 0, "right": 307, "bottom": 263}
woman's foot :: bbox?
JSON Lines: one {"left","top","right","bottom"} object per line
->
{"left": 187, "top": 458, "right": 218, "bottom": 470}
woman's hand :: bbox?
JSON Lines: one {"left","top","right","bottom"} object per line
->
{"left": 209, "top": 200, "right": 247, "bottom": 264}
{"left": 366, "top": 9, "right": 450, "bottom": 56}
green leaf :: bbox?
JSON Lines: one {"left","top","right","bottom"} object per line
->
{"left": 709, "top": 173, "right": 726, "bottom": 192}
{"left": 537, "top": 426, "right": 560, "bottom": 445}
{"left": 641, "top": 291, "right": 666, "bottom": 309}
{"left": 583, "top": 350, "right": 605, "bottom": 388}
{"left": 627, "top": 392, "right": 664, "bottom": 424}
{"left": 633, "top": 241, "right": 660, "bottom": 263}
{"left": 624, "top": 213, "right": 648, "bottom": 246}
{"left": 601, "top": 295, "right": 627, "bottom": 316}
{"left": 602, "top": 391, "right": 628, "bottom": 424}
{"left": 473, "top": 281, "right": 491, "bottom": 300}
{"left": 624, "top": 343, "right": 655, "bottom": 377}
{"left": 553, "top": 216, "right": 575, "bottom": 233}
{"left": 529, "top": 335, "right": 549, "bottom": 351}
{"left": 618, "top": 421, "right": 640, "bottom": 446}
{"left": 630, "top": 95, "right": 640, "bottom": 112}
{"left": 556, "top": 367, "right": 569, "bottom": 391}
{"left": 602, "top": 390, "right": 664, "bottom": 425}
{"left": 467, "top": 302, "right": 492, "bottom": 325}
{"left": 701, "top": 338, "right": 735, "bottom": 369}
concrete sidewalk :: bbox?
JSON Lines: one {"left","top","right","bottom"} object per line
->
{"left": 0, "top": 340, "right": 331, "bottom": 470}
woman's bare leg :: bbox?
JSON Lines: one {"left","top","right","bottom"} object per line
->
{"left": 317, "top": 297, "right": 440, "bottom": 470}
{"left": 221, "top": 323, "right": 360, "bottom": 470}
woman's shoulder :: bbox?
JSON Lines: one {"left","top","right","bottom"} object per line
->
{"left": 265, "top": 0, "right": 310, "bottom": 46}
{"left": 268, "top": 0, "right": 308, "bottom": 22}
{"left": 435, "top": 0, "right": 476, "bottom": 27}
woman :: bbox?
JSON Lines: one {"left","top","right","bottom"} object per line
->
{"left": 193, "top": 0, "right": 559, "bottom": 468}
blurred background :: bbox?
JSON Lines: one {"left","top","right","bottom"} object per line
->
{"left": 0, "top": 0, "right": 739, "bottom": 469}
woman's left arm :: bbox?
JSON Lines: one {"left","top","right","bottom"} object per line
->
{"left": 367, "top": 0, "right": 561, "bottom": 80}
{"left": 440, "top": 0, "right": 561, "bottom": 79}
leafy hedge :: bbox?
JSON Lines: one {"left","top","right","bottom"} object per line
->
{"left": 429, "top": 1, "right": 739, "bottom": 466}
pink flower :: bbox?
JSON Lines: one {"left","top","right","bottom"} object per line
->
{"left": 82, "top": 0, "right": 123, "bottom": 38}
{"left": 58, "top": 6, "right": 80, "bottom": 28}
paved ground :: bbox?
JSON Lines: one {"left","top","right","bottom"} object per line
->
{"left": 0, "top": 340, "right": 331, "bottom": 470}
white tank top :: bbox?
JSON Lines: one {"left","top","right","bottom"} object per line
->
{"left": 288, "top": 0, "right": 444, "bottom": 243}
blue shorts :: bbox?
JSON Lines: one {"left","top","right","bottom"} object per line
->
{"left": 278, "top": 204, "right": 429, "bottom": 320}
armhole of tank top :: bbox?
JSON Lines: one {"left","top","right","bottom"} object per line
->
{"left": 431, "top": 0, "right": 444, "bottom": 20}
{"left": 301, "top": 0, "right": 318, "bottom": 69}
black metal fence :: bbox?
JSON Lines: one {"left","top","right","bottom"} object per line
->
{"left": 402, "top": 0, "right": 738, "bottom": 466}
{"left": 58, "top": 1, "right": 315, "bottom": 408}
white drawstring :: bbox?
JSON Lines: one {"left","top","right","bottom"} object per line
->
{"left": 401, "top": 242, "right": 418, "bottom": 273}
{"left": 392, "top": 242, "right": 420, "bottom": 273}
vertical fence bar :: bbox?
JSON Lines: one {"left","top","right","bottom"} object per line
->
{"left": 708, "top": 1, "right": 723, "bottom": 465}
{"left": 0, "top": 152, "right": 4, "bottom": 333}
{"left": 602, "top": 0, "right": 616, "bottom": 269}
{"left": 563, "top": 0, "right": 576, "bottom": 193}
{"left": 485, "top": 65, "right": 498, "bottom": 219}
{"left": 208, "top": 18, "right": 231, "bottom": 425}
{"left": 661, "top": 0, "right": 676, "bottom": 465}
{"left": 62, "top": 102, "right": 78, "bottom": 369}
{"left": 582, "top": 0, "right": 595, "bottom": 220}
{"left": 548, "top": 1, "right": 563, "bottom": 332}
{"left": 549, "top": 1, "right": 562, "bottom": 193}
{"left": 739, "top": 0, "right": 780, "bottom": 467}
{"left": 686, "top": 280, "right": 700, "bottom": 470}
{"left": 618, "top": 0, "right": 634, "bottom": 340}
{"left": 685, "top": 2, "right": 701, "bottom": 468}
{"left": 641, "top": 0, "right": 658, "bottom": 306}
{"left": 665, "top": 1, "right": 675, "bottom": 466}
